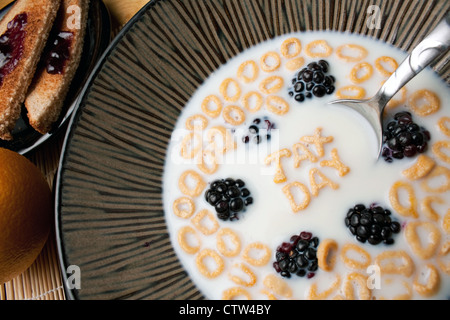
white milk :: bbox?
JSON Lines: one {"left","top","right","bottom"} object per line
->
{"left": 162, "top": 31, "right": 450, "bottom": 300}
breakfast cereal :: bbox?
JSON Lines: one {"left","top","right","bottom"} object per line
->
{"left": 281, "top": 37, "right": 302, "bottom": 59}
{"left": 413, "top": 264, "right": 441, "bottom": 297}
{"left": 163, "top": 31, "right": 450, "bottom": 300}
{"left": 336, "top": 85, "right": 366, "bottom": 99}
{"left": 409, "top": 89, "right": 441, "bottom": 116}
{"left": 340, "top": 243, "right": 372, "bottom": 270}
{"left": 374, "top": 56, "right": 398, "bottom": 76}
{"left": 374, "top": 250, "right": 415, "bottom": 277}
{"left": 405, "top": 221, "right": 441, "bottom": 260}
{"left": 317, "top": 239, "right": 338, "bottom": 272}
{"left": 349, "top": 62, "right": 374, "bottom": 84}
{"left": 228, "top": 263, "right": 257, "bottom": 287}
{"left": 201, "top": 95, "right": 223, "bottom": 118}
{"left": 437, "top": 117, "right": 450, "bottom": 136}
{"left": 196, "top": 248, "right": 225, "bottom": 278}
{"left": 305, "top": 40, "right": 332, "bottom": 58}
{"left": 335, "top": 43, "right": 368, "bottom": 62}
{"left": 420, "top": 195, "right": 444, "bottom": 221}
{"left": 237, "top": 60, "right": 259, "bottom": 83}
{"left": 260, "top": 51, "right": 281, "bottom": 72}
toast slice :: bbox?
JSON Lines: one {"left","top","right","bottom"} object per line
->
{"left": 0, "top": 0, "right": 61, "bottom": 140}
{"left": 25, "top": 0, "right": 90, "bottom": 135}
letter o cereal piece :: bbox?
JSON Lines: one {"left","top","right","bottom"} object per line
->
{"left": 421, "top": 196, "right": 444, "bottom": 221}
{"left": 317, "top": 239, "right": 338, "bottom": 272}
{"left": 335, "top": 44, "right": 368, "bottom": 62}
{"left": 201, "top": 95, "right": 223, "bottom": 118}
{"left": 336, "top": 85, "right": 366, "bottom": 100}
{"left": 259, "top": 76, "right": 284, "bottom": 95}
{"left": 263, "top": 274, "right": 293, "bottom": 298}
{"left": 285, "top": 56, "right": 305, "bottom": 71}
{"left": 222, "top": 287, "right": 252, "bottom": 300}
{"left": 242, "top": 91, "right": 263, "bottom": 113}
{"left": 180, "top": 132, "right": 202, "bottom": 159}
{"left": 228, "top": 263, "right": 257, "bottom": 287}
{"left": 260, "top": 51, "right": 281, "bottom": 72}
{"left": 242, "top": 242, "right": 271, "bottom": 267}
{"left": 222, "top": 105, "right": 246, "bottom": 126}
{"left": 281, "top": 37, "right": 302, "bottom": 58}
{"left": 185, "top": 114, "right": 208, "bottom": 131}
{"left": 342, "top": 272, "right": 371, "bottom": 300}
{"left": 413, "top": 263, "right": 441, "bottom": 297}
{"left": 220, "top": 78, "right": 241, "bottom": 102}
{"left": 374, "top": 250, "right": 415, "bottom": 277}
{"left": 197, "top": 148, "right": 219, "bottom": 175}
{"left": 305, "top": 40, "right": 333, "bottom": 58}
{"left": 237, "top": 60, "right": 259, "bottom": 83}
{"left": 402, "top": 154, "right": 436, "bottom": 180}
{"left": 178, "top": 170, "right": 207, "bottom": 198}
{"left": 173, "top": 196, "right": 195, "bottom": 219}
{"left": 178, "top": 226, "right": 201, "bottom": 254}
{"left": 389, "top": 181, "right": 418, "bottom": 218}
{"left": 216, "top": 227, "right": 241, "bottom": 257}
{"left": 409, "top": 89, "right": 441, "bottom": 117}
{"left": 444, "top": 209, "right": 450, "bottom": 234}
{"left": 266, "top": 95, "right": 290, "bottom": 115}
{"left": 420, "top": 165, "right": 450, "bottom": 193}
{"left": 350, "top": 62, "right": 374, "bottom": 84}
{"left": 375, "top": 56, "right": 398, "bottom": 77}
{"left": 195, "top": 248, "right": 224, "bottom": 278}
{"left": 307, "top": 275, "right": 341, "bottom": 300}
{"left": 207, "top": 125, "right": 236, "bottom": 155}
{"left": 437, "top": 241, "right": 450, "bottom": 274}
{"left": 432, "top": 140, "right": 450, "bottom": 164}
{"left": 340, "top": 243, "right": 372, "bottom": 270}
{"left": 437, "top": 117, "right": 450, "bottom": 136}
{"left": 191, "top": 209, "right": 219, "bottom": 236}
{"left": 405, "top": 221, "right": 441, "bottom": 260}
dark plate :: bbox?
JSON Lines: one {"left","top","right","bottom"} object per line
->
{"left": 55, "top": 0, "right": 449, "bottom": 300}
{"left": 0, "top": 0, "right": 111, "bottom": 155}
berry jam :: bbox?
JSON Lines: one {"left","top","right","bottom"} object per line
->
{"left": 0, "top": 13, "right": 28, "bottom": 86}
{"left": 45, "top": 31, "right": 73, "bottom": 74}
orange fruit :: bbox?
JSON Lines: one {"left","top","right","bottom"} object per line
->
{"left": 0, "top": 148, "right": 52, "bottom": 284}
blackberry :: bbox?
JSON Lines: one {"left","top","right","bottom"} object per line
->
{"left": 204, "top": 178, "right": 253, "bottom": 221}
{"left": 288, "top": 60, "right": 336, "bottom": 103}
{"left": 345, "top": 203, "right": 401, "bottom": 245}
{"left": 273, "top": 231, "right": 319, "bottom": 279}
{"left": 381, "top": 111, "right": 431, "bottom": 162}
{"left": 242, "top": 117, "right": 275, "bottom": 145}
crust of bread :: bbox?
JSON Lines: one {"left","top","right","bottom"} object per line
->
{"left": 0, "top": 0, "right": 61, "bottom": 140}
{"left": 25, "top": 0, "right": 90, "bottom": 135}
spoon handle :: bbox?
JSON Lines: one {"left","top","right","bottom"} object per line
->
{"left": 375, "top": 13, "right": 450, "bottom": 108}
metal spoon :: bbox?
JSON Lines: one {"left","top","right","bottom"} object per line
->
{"left": 329, "top": 13, "right": 450, "bottom": 158}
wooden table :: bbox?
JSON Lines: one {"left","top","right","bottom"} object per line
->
{"left": 0, "top": 0, "right": 150, "bottom": 300}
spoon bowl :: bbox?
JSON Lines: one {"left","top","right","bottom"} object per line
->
{"left": 329, "top": 13, "right": 450, "bottom": 159}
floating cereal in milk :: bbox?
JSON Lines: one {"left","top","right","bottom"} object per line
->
{"left": 162, "top": 31, "right": 450, "bottom": 300}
